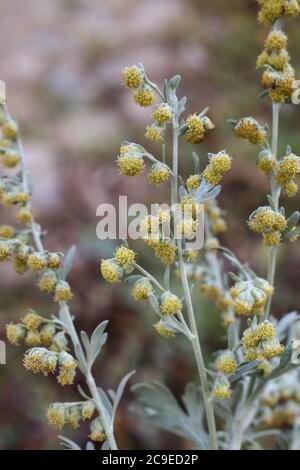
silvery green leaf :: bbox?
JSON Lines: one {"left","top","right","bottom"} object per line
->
{"left": 179, "top": 185, "right": 188, "bottom": 199}
{"left": 231, "top": 382, "right": 244, "bottom": 415}
{"left": 193, "top": 180, "right": 221, "bottom": 203}
{"left": 97, "top": 386, "right": 113, "bottom": 418}
{"left": 286, "top": 211, "right": 300, "bottom": 231}
{"left": 125, "top": 275, "right": 144, "bottom": 284}
{"left": 77, "top": 384, "right": 91, "bottom": 400}
{"left": 131, "top": 381, "right": 208, "bottom": 450}
{"left": 148, "top": 293, "right": 160, "bottom": 315}
{"left": 227, "top": 118, "right": 238, "bottom": 126}
{"left": 229, "top": 360, "right": 261, "bottom": 383}
{"left": 74, "top": 343, "right": 87, "bottom": 373}
{"left": 101, "top": 441, "right": 110, "bottom": 450}
{"left": 178, "top": 96, "right": 187, "bottom": 116}
{"left": 80, "top": 330, "right": 90, "bottom": 356}
{"left": 168, "top": 75, "right": 181, "bottom": 91}
{"left": 277, "top": 311, "right": 299, "bottom": 338}
{"left": 89, "top": 321, "right": 109, "bottom": 367}
{"left": 192, "top": 152, "right": 200, "bottom": 174}
{"left": 108, "top": 371, "right": 135, "bottom": 421}
{"left": 267, "top": 195, "right": 275, "bottom": 210}
{"left": 286, "top": 144, "right": 292, "bottom": 154}
{"left": 228, "top": 324, "right": 237, "bottom": 351}
{"left": 165, "top": 75, "right": 180, "bottom": 107}
{"left": 181, "top": 383, "right": 205, "bottom": 433}
{"left": 59, "top": 435, "right": 81, "bottom": 450}
{"left": 267, "top": 343, "right": 294, "bottom": 380}
{"left": 62, "top": 245, "right": 76, "bottom": 279}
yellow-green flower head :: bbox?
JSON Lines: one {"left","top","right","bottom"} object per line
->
{"left": 284, "top": 180, "right": 298, "bottom": 197}
{"left": 14, "top": 258, "right": 28, "bottom": 275}
{"left": 263, "top": 230, "right": 282, "bottom": 246}
{"left": 14, "top": 191, "right": 30, "bottom": 204}
{"left": 154, "top": 240, "right": 177, "bottom": 264}
{"left": 254, "top": 277, "right": 274, "bottom": 297}
{"left": 261, "top": 69, "right": 277, "bottom": 89}
{"left": 257, "top": 0, "right": 285, "bottom": 25}
{"left": 211, "top": 218, "right": 227, "bottom": 234}
{"left": 132, "top": 278, "right": 153, "bottom": 300}
{"left": 101, "top": 258, "right": 123, "bottom": 283}
{"left": 89, "top": 418, "right": 106, "bottom": 442}
{"left": 202, "top": 115, "right": 215, "bottom": 131}
{"left": 276, "top": 72, "right": 297, "bottom": 98}
{"left": 140, "top": 215, "right": 160, "bottom": 245}
{"left": 148, "top": 163, "right": 170, "bottom": 184}
{"left": 47, "top": 253, "right": 62, "bottom": 270}
{"left": 152, "top": 104, "right": 172, "bottom": 125}
{"left": 215, "top": 351, "right": 238, "bottom": 375}
{"left": 265, "top": 30, "right": 288, "bottom": 52}
{"left": 82, "top": 400, "right": 96, "bottom": 420}
{"left": 22, "top": 310, "right": 43, "bottom": 330}
{"left": 257, "top": 359, "right": 272, "bottom": 377}
{"left": 25, "top": 329, "right": 42, "bottom": 347}
{"left": 233, "top": 298, "right": 254, "bottom": 316}
{"left": 268, "top": 49, "right": 290, "bottom": 70}
{"left": 248, "top": 207, "right": 287, "bottom": 233}
{"left": 114, "top": 245, "right": 135, "bottom": 268}
{"left": 185, "top": 113, "right": 206, "bottom": 144}
{"left": 160, "top": 291, "right": 182, "bottom": 315}
{"left": 40, "top": 323, "right": 56, "bottom": 347}
{"left": 153, "top": 320, "right": 176, "bottom": 338}
{"left": 27, "top": 252, "right": 47, "bottom": 272}
{"left": 200, "top": 283, "right": 221, "bottom": 300}
{"left": 0, "top": 242, "right": 10, "bottom": 262}
{"left": 145, "top": 124, "right": 164, "bottom": 143}
{"left": 54, "top": 280, "right": 73, "bottom": 302}
{"left": 117, "top": 153, "right": 145, "bottom": 176}
{"left": 2, "top": 149, "right": 20, "bottom": 168}
{"left": 47, "top": 404, "right": 66, "bottom": 429}
{"left": 212, "top": 376, "right": 232, "bottom": 400}
{"left": 276, "top": 153, "right": 299, "bottom": 185}
{"left": 242, "top": 327, "right": 260, "bottom": 348}
{"left": 121, "top": 65, "right": 143, "bottom": 89}
{"left": 244, "top": 347, "right": 261, "bottom": 361}
{"left": 2, "top": 119, "right": 18, "bottom": 139}
{"left": 234, "top": 117, "right": 267, "bottom": 145}
{"left": 186, "top": 174, "right": 201, "bottom": 191}
{"left": 284, "top": 0, "right": 300, "bottom": 17}
{"left": 23, "top": 348, "right": 58, "bottom": 375}
{"left": 16, "top": 206, "right": 33, "bottom": 224}
{"left": 38, "top": 270, "right": 57, "bottom": 293}
{"left": 256, "top": 320, "right": 277, "bottom": 341}
{"left": 57, "top": 351, "right": 77, "bottom": 385}
{"left": 6, "top": 322, "right": 26, "bottom": 345}
{"left": 133, "top": 85, "right": 155, "bottom": 107}
{"left": 262, "top": 339, "right": 284, "bottom": 359}
{"left": 51, "top": 331, "right": 68, "bottom": 352}
{"left": 221, "top": 310, "right": 236, "bottom": 328}
{"left": 0, "top": 224, "right": 14, "bottom": 239}
{"left": 202, "top": 166, "right": 222, "bottom": 185}
{"left": 209, "top": 151, "right": 232, "bottom": 174}
{"left": 185, "top": 249, "right": 199, "bottom": 262}
{"left": 257, "top": 149, "right": 275, "bottom": 173}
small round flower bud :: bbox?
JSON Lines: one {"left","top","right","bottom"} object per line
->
{"left": 256, "top": 320, "right": 276, "bottom": 341}
{"left": 263, "top": 231, "right": 282, "bottom": 247}
{"left": 23, "top": 348, "right": 58, "bottom": 375}
{"left": 186, "top": 174, "right": 200, "bottom": 191}
{"left": 38, "top": 270, "right": 57, "bottom": 292}
{"left": 262, "top": 339, "right": 284, "bottom": 359}
{"left": 265, "top": 30, "right": 288, "bottom": 52}
{"left": 114, "top": 245, "right": 135, "bottom": 268}
{"left": 284, "top": 180, "right": 298, "bottom": 197}
{"left": 0, "top": 224, "right": 14, "bottom": 239}
{"left": 54, "top": 280, "right": 73, "bottom": 302}
{"left": 0, "top": 242, "right": 10, "bottom": 261}
{"left": 2, "top": 119, "right": 18, "bottom": 139}
{"left": 121, "top": 65, "right": 143, "bottom": 89}
{"left": 212, "top": 377, "right": 232, "bottom": 400}
{"left": 47, "top": 253, "right": 62, "bottom": 269}
{"left": 160, "top": 292, "right": 182, "bottom": 316}
{"left": 234, "top": 117, "right": 267, "bottom": 145}
{"left": 145, "top": 125, "right": 164, "bottom": 143}
{"left": 40, "top": 323, "right": 56, "bottom": 347}
{"left": 215, "top": 351, "right": 238, "bottom": 375}
{"left": 185, "top": 113, "right": 205, "bottom": 144}
{"left": 152, "top": 104, "right": 172, "bottom": 124}
{"left": 202, "top": 167, "right": 222, "bottom": 185}
{"left": 82, "top": 400, "right": 95, "bottom": 420}
{"left": 89, "top": 417, "right": 106, "bottom": 442}
{"left": 52, "top": 331, "right": 68, "bottom": 352}
{"left": 242, "top": 327, "right": 260, "bottom": 348}
{"left": 210, "top": 151, "right": 232, "bottom": 174}
{"left": 133, "top": 86, "right": 155, "bottom": 107}
{"left": 154, "top": 240, "right": 177, "bottom": 264}
{"left": 6, "top": 322, "right": 26, "bottom": 345}
{"left": 25, "top": 329, "right": 42, "bottom": 347}
{"left": 131, "top": 278, "right": 153, "bottom": 300}
{"left": 47, "top": 404, "right": 66, "bottom": 429}
{"left": 153, "top": 320, "right": 176, "bottom": 338}
{"left": 2, "top": 150, "right": 20, "bottom": 168}
{"left": 257, "top": 150, "right": 275, "bottom": 173}
{"left": 117, "top": 154, "right": 145, "bottom": 176}
{"left": 101, "top": 258, "right": 123, "bottom": 283}
{"left": 27, "top": 252, "right": 47, "bottom": 272}
{"left": 16, "top": 207, "right": 33, "bottom": 223}
{"left": 22, "top": 311, "right": 43, "bottom": 330}
{"left": 57, "top": 351, "right": 77, "bottom": 385}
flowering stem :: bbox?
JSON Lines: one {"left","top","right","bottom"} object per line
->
{"left": 16, "top": 124, "right": 118, "bottom": 451}
{"left": 172, "top": 115, "right": 218, "bottom": 450}
{"left": 264, "top": 102, "right": 281, "bottom": 320}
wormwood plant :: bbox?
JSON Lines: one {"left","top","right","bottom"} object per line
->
{"left": 2, "top": 0, "right": 300, "bottom": 451}
{"left": 0, "top": 103, "right": 135, "bottom": 449}
{"left": 100, "top": 0, "right": 300, "bottom": 451}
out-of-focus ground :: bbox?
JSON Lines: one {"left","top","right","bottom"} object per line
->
{"left": 0, "top": 0, "right": 299, "bottom": 450}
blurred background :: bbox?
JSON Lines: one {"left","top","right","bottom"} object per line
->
{"left": 0, "top": 0, "right": 299, "bottom": 450}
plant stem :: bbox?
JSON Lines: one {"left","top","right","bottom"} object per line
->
{"left": 133, "top": 262, "right": 165, "bottom": 292}
{"left": 172, "top": 116, "right": 218, "bottom": 450}
{"left": 264, "top": 102, "right": 281, "bottom": 320}
{"left": 16, "top": 120, "right": 118, "bottom": 450}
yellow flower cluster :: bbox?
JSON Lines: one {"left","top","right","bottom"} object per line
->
{"left": 148, "top": 163, "right": 171, "bottom": 184}
{"left": 215, "top": 351, "right": 238, "bottom": 375}
{"left": 117, "top": 145, "right": 145, "bottom": 177}
{"left": 160, "top": 292, "right": 182, "bottom": 315}
{"left": 257, "top": 0, "right": 300, "bottom": 25}
{"left": 202, "top": 151, "right": 232, "bottom": 185}
{"left": 184, "top": 113, "right": 215, "bottom": 144}
{"left": 234, "top": 117, "right": 267, "bottom": 145}
{"left": 7, "top": 310, "right": 59, "bottom": 348}
{"left": 89, "top": 417, "right": 106, "bottom": 442}
{"left": 212, "top": 376, "right": 232, "bottom": 400}
{"left": 101, "top": 245, "right": 135, "bottom": 284}
{"left": 242, "top": 320, "right": 284, "bottom": 367}
{"left": 47, "top": 400, "right": 95, "bottom": 430}
{"left": 248, "top": 207, "right": 287, "bottom": 246}
{"left": 275, "top": 153, "right": 300, "bottom": 197}
{"left": 153, "top": 320, "right": 176, "bottom": 338}
{"left": 131, "top": 278, "right": 153, "bottom": 300}
{"left": 230, "top": 277, "right": 274, "bottom": 316}
{"left": 257, "top": 149, "right": 276, "bottom": 174}
{"left": 122, "top": 64, "right": 156, "bottom": 107}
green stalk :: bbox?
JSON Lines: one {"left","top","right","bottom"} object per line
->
{"left": 172, "top": 116, "right": 218, "bottom": 450}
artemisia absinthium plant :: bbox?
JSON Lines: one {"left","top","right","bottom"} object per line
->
{"left": 0, "top": 101, "right": 134, "bottom": 450}
{"left": 101, "top": 0, "right": 300, "bottom": 451}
